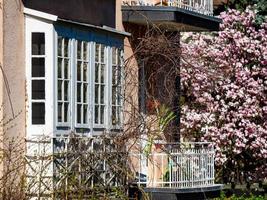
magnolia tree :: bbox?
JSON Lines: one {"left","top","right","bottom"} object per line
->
{"left": 180, "top": 8, "right": 267, "bottom": 183}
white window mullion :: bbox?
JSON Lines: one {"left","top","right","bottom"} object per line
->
{"left": 89, "top": 42, "right": 95, "bottom": 135}
{"left": 70, "top": 38, "right": 76, "bottom": 130}
{"left": 108, "top": 46, "right": 114, "bottom": 131}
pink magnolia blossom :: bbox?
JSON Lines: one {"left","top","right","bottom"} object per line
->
{"left": 181, "top": 8, "right": 267, "bottom": 182}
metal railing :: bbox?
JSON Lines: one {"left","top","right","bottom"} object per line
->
{"left": 122, "top": 0, "right": 214, "bottom": 16}
{"left": 129, "top": 142, "right": 215, "bottom": 188}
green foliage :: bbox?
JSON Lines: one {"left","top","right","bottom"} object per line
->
{"left": 217, "top": 0, "right": 266, "bottom": 25}
{"left": 229, "top": 0, "right": 266, "bottom": 24}
{"left": 215, "top": 191, "right": 266, "bottom": 200}
{"left": 143, "top": 104, "right": 175, "bottom": 156}
{"left": 156, "top": 104, "right": 176, "bottom": 133}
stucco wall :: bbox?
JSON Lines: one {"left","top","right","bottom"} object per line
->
{"left": 3, "top": 0, "right": 25, "bottom": 140}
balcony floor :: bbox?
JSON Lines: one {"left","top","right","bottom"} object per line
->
{"left": 143, "top": 184, "right": 223, "bottom": 200}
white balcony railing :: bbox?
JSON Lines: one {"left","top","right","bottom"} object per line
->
{"left": 122, "top": 0, "right": 214, "bottom": 16}
{"left": 130, "top": 142, "right": 215, "bottom": 188}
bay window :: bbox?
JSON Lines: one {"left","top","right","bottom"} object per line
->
{"left": 25, "top": 10, "right": 127, "bottom": 138}
{"left": 55, "top": 27, "right": 124, "bottom": 133}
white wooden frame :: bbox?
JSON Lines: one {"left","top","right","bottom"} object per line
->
{"left": 25, "top": 15, "right": 55, "bottom": 137}
{"left": 75, "top": 40, "right": 90, "bottom": 128}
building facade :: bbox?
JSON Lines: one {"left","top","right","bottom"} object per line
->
{"left": 0, "top": 0, "right": 224, "bottom": 198}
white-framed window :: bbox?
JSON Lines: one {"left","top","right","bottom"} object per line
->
{"left": 94, "top": 44, "right": 106, "bottom": 126}
{"left": 25, "top": 10, "right": 126, "bottom": 138}
{"left": 76, "top": 41, "right": 90, "bottom": 127}
{"left": 25, "top": 13, "right": 124, "bottom": 136}
{"left": 54, "top": 29, "right": 124, "bottom": 133}
{"left": 57, "top": 37, "right": 71, "bottom": 126}
{"left": 25, "top": 14, "right": 55, "bottom": 137}
{"left": 31, "top": 32, "right": 46, "bottom": 125}
{"left": 111, "top": 47, "right": 123, "bottom": 127}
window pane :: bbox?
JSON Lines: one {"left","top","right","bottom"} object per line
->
{"left": 95, "top": 105, "right": 99, "bottom": 124}
{"left": 118, "top": 51, "right": 123, "bottom": 66}
{"left": 100, "top": 85, "right": 105, "bottom": 104}
{"left": 95, "top": 64, "right": 99, "bottom": 83}
{"left": 83, "top": 63, "right": 88, "bottom": 82}
{"left": 101, "top": 45, "right": 105, "bottom": 63}
{"left": 118, "top": 86, "right": 122, "bottom": 105}
{"left": 117, "top": 107, "right": 121, "bottom": 125}
{"left": 32, "top": 58, "right": 45, "bottom": 77}
{"left": 95, "top": 84, "right": 99, "bottom": 104}
{"left": 58, "top": 58, "right": 62, "bottom": 78}
{"left": 112, "top": 66, "right": 116, "bottom": 85}
{"left": 77, "top": 83, "right": 82, "bottom": 102}
{"left": 32, "top": 80, "right": 45, "bottom": 99}
{"left": 95, "top": 44, "right": 100, "bottom": 62}
{"left": 58, "top": 103, "right": 62, "bottom": 122}
{"left": 64, "top": 103, "right": 69, "bottom": 122}
{"left": 58, "top": 37, "right": 63, "bottom": 57}
{"left": 64, "top": 39, "right": 69, "bottom": 57}
{"left": 77, "top": 41, "right": 82, "bottom": 59}
{"left": 32, "top": 102, "right": 45, "bottom": 124}
{"left": 58, "top": 80, "right": 62, "bottom": 100}
{"left": 100, "top": 64, "right": 105, "bottom": 83}
{"left": 118, "top": 66, "right": 122, "bottom": 84}
{"left": 64, "top": 59, "right": 69, "bottom": 79}
{"left": 112, "top": 106, "right": 116, "bottom": 125}
{"left": 83, "top": 42, "right": 88, "bottom": 61}
{"left": 32, "top": 33, "right": 45, "bottom": 55}
{"left": 64, "top": 81, "right": 69, "bottom": 101}
{"left": 83, "top": 105, "right": 88, "bottom": 124}
{"left": 100, "top": 105, "right": 104, "bottom": 124}
{"left": 77, "top": 104, "right": 82, "bottom": 124}
{"left": 83, "top": 84, "right": 88, "bottom": 103}
{"left": 112, "top": 86, "right": 116, "bottom": 105}
{"left": 77, "top": 61, "right": 82, "bottom": 81}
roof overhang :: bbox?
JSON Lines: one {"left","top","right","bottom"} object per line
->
{"left": 122, "top": 6, "right": 222, "bottom": 32}
{"left": 24, "top": 8, "right": 130, "bottom": 37}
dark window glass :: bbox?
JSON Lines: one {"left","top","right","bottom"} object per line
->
{"left": 32, "top": 80, "right": 45, "bottom": 99}
{"left": 32, "top": 33, "right": 45, "bottom": 55}
{"left": 32, "top": 103, "right": 45, "bottom": 124}
{"left": 77, "top": 104, "right": 82, "bottom": 124}
{"left": 32, "top": 58, "right": 45, "bottom": 77}
{"left": 58, "top": 103, "right": 62, "bottom": 123}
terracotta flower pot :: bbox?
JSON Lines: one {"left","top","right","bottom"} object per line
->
{"left": 146, "top": 99, "right": 160, "bottom": 113}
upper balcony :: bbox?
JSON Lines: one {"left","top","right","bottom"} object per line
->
{"left": 123, "top": 0, "right": 214, "bottom": 16}
{"left": 122, "top": 0, "right": 222, "bottom": 31}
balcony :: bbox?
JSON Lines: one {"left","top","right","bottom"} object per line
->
{"left": 122, "top": 0, "right": 221, "bottom": 31}
{"left": 123, "top": 0, "right": 213, "bottom": 16}
{"left": 129, "top": 142, "right": 223, "bottom": 198}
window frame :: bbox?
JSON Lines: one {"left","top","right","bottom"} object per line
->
{"left": 31, "top": 32, "right": 46, "bottom": 125}
{"left": 26, "top": 15, "right": 55, "bottom": 137}
{"left": 54, "top": 27, "right": 124, "bottom": 134}
{"left": 110, "top": 47, "right": 124, "bottom": 130}
{"left": 56, "top": 36, "right": 73, "bottom": 128}
{"left": 93, "top": 43, "right": 108, "bottom": 128}
{"left": 75, "top": 40, "right": 91, "bottom": 128}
